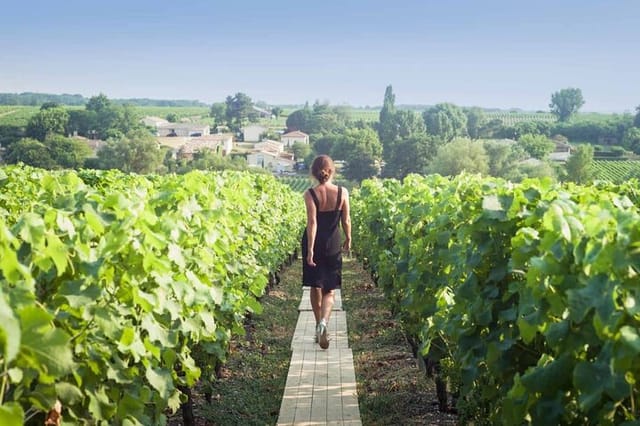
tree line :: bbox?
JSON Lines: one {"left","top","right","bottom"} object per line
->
{"left": 0, "top": 92, "right": 207, "bottom": 107}
{"left": 1, "top": 87, "right": 639, "bottom": 185}
{"left": 277, "top": 85, "right": 640, "bottom": 185}
{"left": 0, "top": 94, "right": 245, "bottom": 174}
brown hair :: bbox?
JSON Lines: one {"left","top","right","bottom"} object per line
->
{"left": 310, "top": 155, "right": 335, "bottom": 184}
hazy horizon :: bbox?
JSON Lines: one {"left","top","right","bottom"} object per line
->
{"left": 1, "top": 0, "right": 638, "bottom": 113}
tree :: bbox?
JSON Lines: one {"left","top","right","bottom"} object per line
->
{"left": 117, "top": 104, "right": 141, "bottom": 135}
{"left": 426, "top": 138, "right": 489, "bottom": 176}
{"left": 463, "top": 107, "right": 486, "bottom": 140}
{"left": 291, "top": 141, "right": 312, "bottom": 162}
{"left": 86, "top": 93, "right": 111, "bottom": 114}
{"left": 285, "top": 103, "right": 350, "bottom": 137}
{"left": 306, "top": 102, "right": 349, "bottom": 136}
{"left": 506, "top": 121, "right": 552, "bottom": 139}
{"left": 381, "top": 110, "right": 435, "bottom": 178}
{"left": 383, "top": 135, "right": 436, "bottom": 179}
{"left": 0, "top": 124, "right": 25, "bottom": 151}
{"left": 330, "top": 127, "right": 382, "bottom": 181}
{"left": 225, "top": 93, "right": 254, "bottom": 129}
{"left": 286, "top": 108, "right": 312, "bottom": 132}
{"left": 96, "top": 129, "right": 164, "bottom": 174}
{"left": 378, "top": 85, "right": 397, "bottom": 148}
{"left": 67, "top": 109, "right": 98, "bottom": 138}
{"left": 209, "top": 102, "right": 227, "bottom": 126}
{"left": 517, "top": 134, "right": 555, "bottom": 159}
{"left": 505, "top": 160, "right": 558, "bottom": 182}
{"left": 483, "top": 140, "right": 527, "bottom": 178}
{"left": 313, "top": 133, "right": 341, "bottom": 155}
{"left": 549, "top": 88, "right": 585, "bottom": 122}
{"left": 177, "top": 149, "right": 247, "bottom": 173}
{"left": 26, "top": 106, "right": 69, "bottom": 141}
{"left": 634, "top": 105, "right": 640, "bottom": 128}
{"left": 564, "top": 144, "right": 594, "bottom": 184}
{"left": 423, "top": 103, "right": 468, "bottom": 142}
{"left": 75, "top": 94, "right": 143, "bottom": 140}
{"left": 46, "top": 135, "right": 92, "bottom": 169}
{"left": 271, "top": 106, "right": 283, "bottom": 118}
{"left": 5, "top": 138, "right": 56, "bottom": 168}
{"left": 479, "top": 118, "right": 505, "bottom": 139}
{"left": 622, "top": 127, "right": 640, "bottom": 154}
{"left": 40, "top": 101, "right": 60, "bottom": 110}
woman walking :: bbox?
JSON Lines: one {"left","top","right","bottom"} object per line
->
{"left": 301, "top": 155, "right": 351, "bottom": 349}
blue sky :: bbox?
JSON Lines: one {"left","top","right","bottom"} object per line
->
{"left": 1, "top": 0, "right": 638, "bottom": 112}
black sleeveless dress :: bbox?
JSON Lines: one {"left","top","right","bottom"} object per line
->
{"left": 301, "top": 187, "right": 343, "bottom": 291}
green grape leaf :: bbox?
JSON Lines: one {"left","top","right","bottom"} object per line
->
{"left": 145, "top": 367, "right": 174, "bottom": 400}
{"left": 0, "top": 291, "right": 20, "bottom": 363}
{"left": 0, "top": 402, "right": 24, "bottom": 426}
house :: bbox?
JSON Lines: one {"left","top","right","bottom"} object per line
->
{"left": 242, "top": 124, "right": 267, "bottom": 142}
{"left": 246, "top": 149, "right": 295, "bottom": 173}
{"left": 157, "top": 123, "right": 210, "bottom": 137}
{"left": 141, "top": 116, "right": 169, "bottom": 128}
{"left": 252, "top": 106, "right": 273, "bottom": 119}
{"left": 548, "top": 141, "right": 572, "bottom": 162}
{"left": 184, "top": 134, "right": 234, "bottom": 156}
{"left": 157, "top": 133, "right": 234, "bottom": 160}
{"left": 254, "top": 140, "right": 284, "bottom": 154}
{"left": 281, "top": 130, "right": 309, "bottom": 147}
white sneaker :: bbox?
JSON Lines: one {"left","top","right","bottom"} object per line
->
{"left": 318, "top": 320, "right": 329, "bottom": 349}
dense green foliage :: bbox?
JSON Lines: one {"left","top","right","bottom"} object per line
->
{"left": 0, "top": 165, "right": 304, "bottom": 424}
{"left": 550, "top": 88, "right": 585, "bottom": 122}
{"left": 423, "top": 103, "right": 468, "bottom": 142}
{"left": 565, "top": 144, "right": 595, "bottom": 184}
{"left": 352, "top": 174, "right": 640, "bottom": 425}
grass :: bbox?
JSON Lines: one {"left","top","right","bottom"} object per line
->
{"left": 167, "top": 257, "right": 457, "bottom": 425}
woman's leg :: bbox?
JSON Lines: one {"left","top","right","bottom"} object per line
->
{"left": 310, "top": 287, "right": 322, "bottom": 324}
{"left": 320, "top": 290, "right": 335, "bottom": 323}
{"left": 318, "top": 289, "right": 334, "bottom": 349}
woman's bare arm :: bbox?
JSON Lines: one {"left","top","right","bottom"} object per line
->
{"left": 340, "top": 188, "right": 351, "bottom": 252}
{"left": 304, "top": 190, "right": 318, "bottom": 266}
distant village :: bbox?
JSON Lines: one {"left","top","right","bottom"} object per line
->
{"left": 141, "top": 112, "right": 308, "bottom": 174}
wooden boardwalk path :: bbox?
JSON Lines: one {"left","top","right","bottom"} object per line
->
{"left": 277, "top": 288, "right": 362, "bottom": 425}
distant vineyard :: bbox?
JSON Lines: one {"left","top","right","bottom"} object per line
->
{"left": 591, "top": 159, "right": 640, "bottom": 183}
{"left": 341, "top": 110, "right": 559, "bottom": 125}
{"left": 348, "top": 110, "right": 379, "bottom": 122}
{"left": 0, "top": 105, "right": 40, "bottom": 126}
{"left": 0, "top": 105, "right": 211, "bottom": 127}
{"left": 485, "top": 111, "right": 556, "bottom": 126}
{"left": 277, "top": 176, "right": 314, "bottom": 192}
{"left": 276, "top": 175, "right": 354, "bottom": 193}
{"left": 135, "top": 105, "right": 210, "bottom": 120}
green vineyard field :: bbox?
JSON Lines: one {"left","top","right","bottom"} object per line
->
{"left": 276, "top": 175, "right": 314, "bottom": 192}
{"left": 0, "top": 165, "right": 305, "bottom": 424}
{"left": 591, "top": 159, "right": 640, "bottom": 183}
{"left": 352, "top": 174, "right": 640, "bottom": 425}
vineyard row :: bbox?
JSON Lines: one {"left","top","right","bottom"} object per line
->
{"left": 0, "top": 165, "right": 305, "bottom": 424}
{"left": 352, "top": 174, "right": 640, "bottom": 425}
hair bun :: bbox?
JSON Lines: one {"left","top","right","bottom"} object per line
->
{"left": 311, "top": 155, "right": 335, "bottom": 183}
